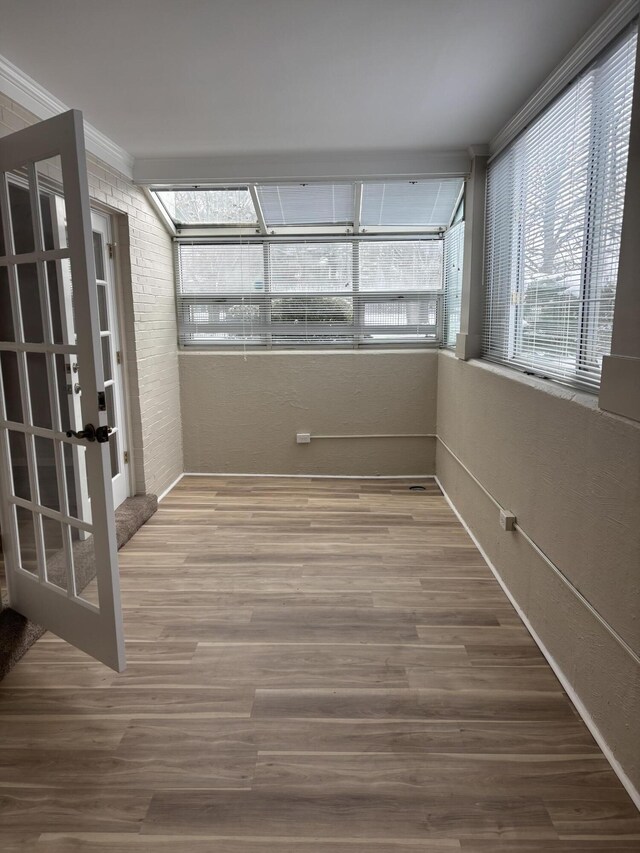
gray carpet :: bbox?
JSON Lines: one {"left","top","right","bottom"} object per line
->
{"left": 0, "top": 493, "right": 157, "bottom": 680}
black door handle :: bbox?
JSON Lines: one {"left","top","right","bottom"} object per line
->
{"left": 66, "top": 424, "right": 112, "bottom": 443}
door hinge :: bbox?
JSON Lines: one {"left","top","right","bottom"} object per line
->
{"left": 116, "top": 350, "right": 122, "bottom": 365}
{"left": 107, "top": 242, "right": 115, "bottom": 259}
{"left": 124, "top": 450, "right": 129, "bottom": 464}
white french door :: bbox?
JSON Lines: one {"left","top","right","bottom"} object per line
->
{"left": 0, "top": 110, "right": 125, "bottom": 671}
{"left": 43, "top": 197, "right": 130, "bottom": 512}
{"left": 91, "top": 211, "right": 129, "bottom": 508}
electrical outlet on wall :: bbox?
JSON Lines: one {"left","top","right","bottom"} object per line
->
{"left": 500, "top": 509, "right": 516, "bottom": 531}
{"left": 296, "top": 433, "right": 311, "bottom": 444}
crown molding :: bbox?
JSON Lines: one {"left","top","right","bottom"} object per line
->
{"left": 0, "top": 53, "right": 134, "bottom": 179}
{"left": 490, "top": 0, "right": 639, "bottom": 159}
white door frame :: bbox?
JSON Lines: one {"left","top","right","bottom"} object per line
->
{"left": 3, "top": 173, "right": 134, "bottom": 513}
{"left": 90, "top": 209, "right": 131, "bottom": 508}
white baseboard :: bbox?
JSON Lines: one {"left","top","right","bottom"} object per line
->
{"left": 435, "top": 475, "right": 640, "bottom": 812}
{"left": 182, "top": 472, "right": 435, "bottom": 480}
{"left": 156, "top": 473, "right": 184, "bottom": 502}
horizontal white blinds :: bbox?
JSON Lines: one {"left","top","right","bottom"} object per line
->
{"left": 257, "top": 184, "right": 355, "bottom": 226}
{"left": 176, "top": 240, "right": 443, "bottom": 346}
{"left": 443, "top": 221, "right": 465, "bottom": 348}
{"left": 178, "top": 244, "right": 264, "bottom": 292}
{"left": 153, "top": 180, "right": 467, "bottom": 229}
{"left": 484, "top": 23, "right": 637, "bottom": 391}
{"left": 270, "top": 242, "right": 352, "bottom": 291}
{"left": 359, "top": 241, "right": 442, "bottom": 291}
{"left": 361, "top": 180, "right": 464, "bottom": 228}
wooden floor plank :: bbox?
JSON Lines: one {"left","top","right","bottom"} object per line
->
{"left": 1, "top": 475, "right": 636, "bottom": 850}
{"left": 32, "top": 837, "right": 462, "bottom": 853}
{"left": 142, "top": 789, "right": 557, "bottom": 840}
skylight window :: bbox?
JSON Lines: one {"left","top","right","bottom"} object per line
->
{"left": 150, "top": 179, "right": 465, "bottom": 232}
{"left": 361, "top": 179, "right": 464, "bottom": 228}
{"left": 154, "top": 188, "right": 257, "bottom": 225}
{"left": 257, "top": 183, "right": 355, "bottom": 226}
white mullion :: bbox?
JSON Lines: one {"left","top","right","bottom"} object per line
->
{"left": 576, "top": 60, "right": 606, "bottom": 379}
{"left": 9, "top": 493, "right": 93, "bottom": 534}
{"left": 0, "top": 247, "right": 70, "bottom": 266}
{"left": 352, "top": 240, "right": 361, "bottom": 348}
{"left": 249, "top": 186, "right": 268, "bottom": 235}
{"left": 353, "top": 183, "right": 363, "bottom": 235}
{"left": 0, "top": 173, "right": 47, "bottom": 581}
{"left": 0, "top": 327, "right": 21, "bottom": 599}
{"left": 34, "top": 215, "right": 78, "bottom": 595}
{"left": 0, "top": 341, "right": 78, "bottom": 355}
{"left": 263, "top": 242, "right": 272, "bottom": 349}
{"left": 0, "top": 418, "right": 85, "bottom": 443}
{"left": 436, "top": 291, "right": 445, "bottom": 345}
{"left": 52, "top": 436, "right": 77, "bottom": 597}
{"left": 29, "top": 164, "right": 63, "bottom": 435}
{"left": 30, "top": 162, "right": 73, "bottom": 591}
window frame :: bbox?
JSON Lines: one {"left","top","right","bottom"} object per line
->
{"left": 175, "top": 236, "right": 444, "bottom": 350}
{"left": 149, "top": 179, "right": 464, "bottom": 237}
{"left": 482, "top": 23, "right": 637, "bottom": 393}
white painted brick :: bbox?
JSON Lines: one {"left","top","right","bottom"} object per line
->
{"left": 0, "top": 91, "right": 183, "bottom": 498}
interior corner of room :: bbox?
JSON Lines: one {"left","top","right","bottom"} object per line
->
{"left": 0, "top": 0, "right": 639, "bottom": 841}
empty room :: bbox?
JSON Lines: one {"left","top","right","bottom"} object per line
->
{"left": 0, "top": 0, "right": 639, "bottom": 850}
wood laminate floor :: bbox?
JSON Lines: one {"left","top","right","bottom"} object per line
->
{"left": 1, "top": 476, "right": 639, "bottom": 852}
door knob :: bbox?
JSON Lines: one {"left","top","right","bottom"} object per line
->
{"left": 66, "top": 424, "right": 112, "bottom": 443}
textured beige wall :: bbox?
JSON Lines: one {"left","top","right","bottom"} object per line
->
{"left": 436, "top": 350, "right": 640, "bottom": 791}
{"left": 0, "top": 93, "right": 183, "bottom": 498}
{"left": 179, "top": 350, "right": 437, "bottom": 475}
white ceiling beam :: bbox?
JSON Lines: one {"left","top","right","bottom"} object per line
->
{"left": 133, "top": 149, "right": 471, "bottom": 186}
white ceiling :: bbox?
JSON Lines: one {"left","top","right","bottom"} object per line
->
{"left": 0, "top": 0, "right": 615, "bottom": 160}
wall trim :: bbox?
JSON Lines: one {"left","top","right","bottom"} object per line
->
{"left": 0, "top": 53, "right": 134, "bottom": 178}
{"left": 435, "top": 474, "right": 640, "bottom": 812}
{"left": 435, "top": 434, "right": 639, "bottom": 667}
{"left": 179, "top": 348, "right": 439, "bottom": 357}
{"left": 310, "top": 433, "right": 436, "bottom": 440}
{"left": 156, "top": 473, "right": 184, "bottom": 502}
{"left": 182, "top": 472, "right": 435, "bottom": 480}
{"left": 490, "top": 0, "right": 639, "bottom": 158}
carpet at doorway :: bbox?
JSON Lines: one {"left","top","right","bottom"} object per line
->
{"left": 0, "top": 493, "right": 157, "bottom": 679}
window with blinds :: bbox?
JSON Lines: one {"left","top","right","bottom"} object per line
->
{"left": 360, "top": 180, "right": 464, "bottom": 228}
{"left": 483, "top": 23, "right": 637, "bottom": 391}
{"left": 443, "top": 221, "right": 465, "bottom": 348}
{"left": 176, "top": 239, "right": 443, "bottom": 347}
{"left": 256, "top": 184, "right": 355, "bottom": 226}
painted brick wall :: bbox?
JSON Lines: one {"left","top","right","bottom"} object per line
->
{"left": 0, "top": 93, "right": 183, "bottom": 497}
